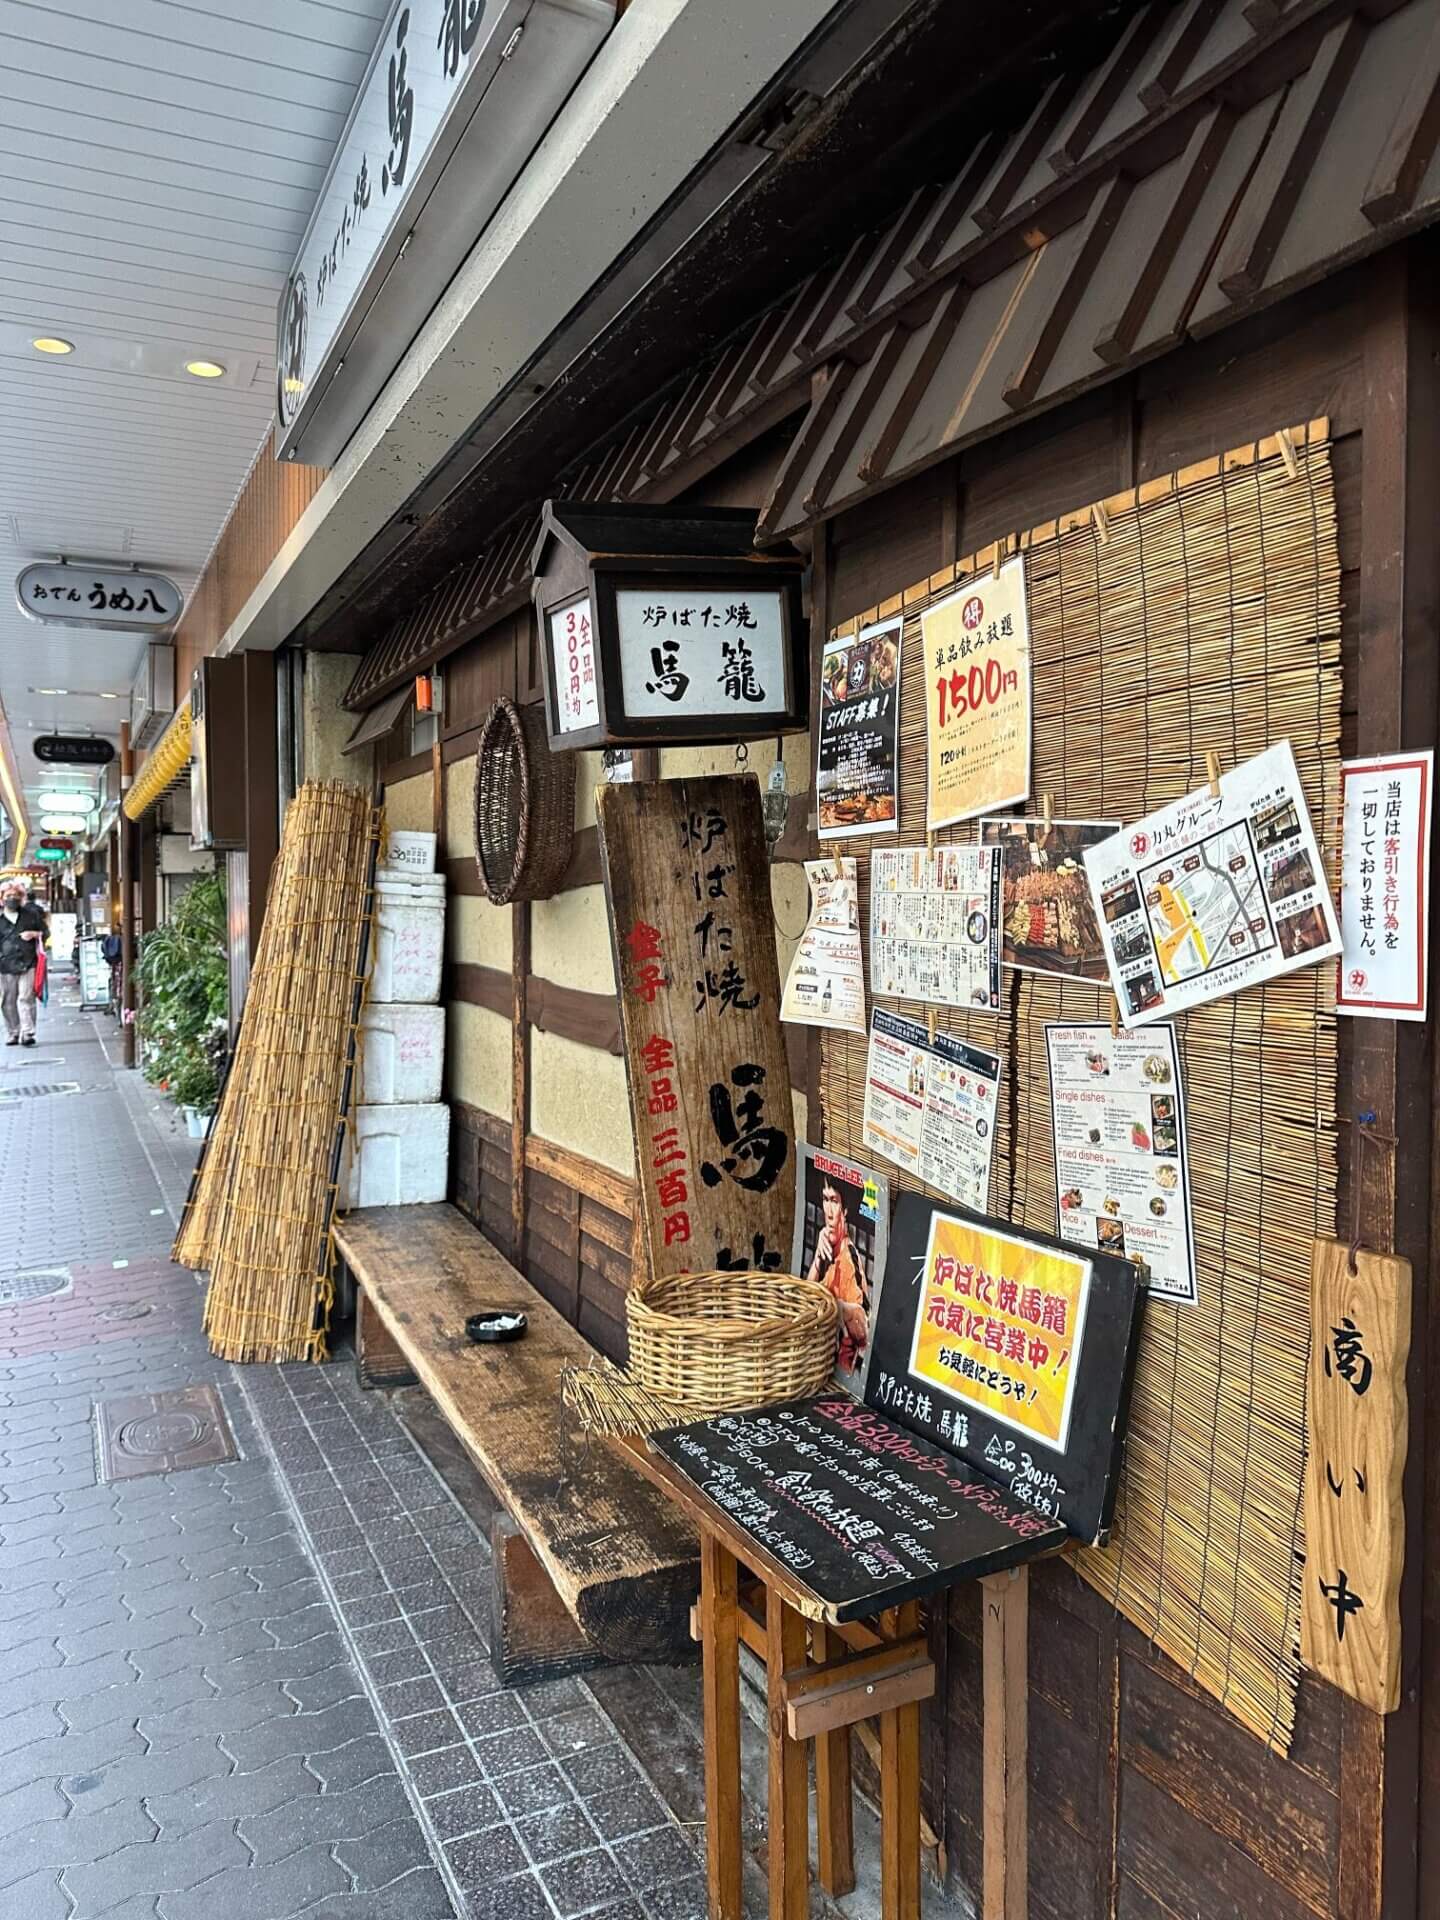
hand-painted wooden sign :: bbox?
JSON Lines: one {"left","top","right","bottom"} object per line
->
{"left": 866, "top": 1194, "right": 1147, "bottom": 1545}
{"left": 649, "top": 1395, "right": 1064, "bottom": 1619}
{"left": 1301, "top": 1237, "right": 1410, "bottom": 1713}
{"left": 597, "top": 774, "right": 795, "bottom": 1281}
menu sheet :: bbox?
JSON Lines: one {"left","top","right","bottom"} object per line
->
{"left": 1046, "top": 1023, "right": 1197, "bottom": 1306}
{"left": 817, "top": 616, "right": 902, "bottom": 838}
{"left": 870, "top": 845, "right": 1003, "bottom": 1012}
{"left": 862, "top": 1009, "right": 1001, "bottom": 1211}
{"left": 1084, "top": 741, "right": 1341, "bottom": 1027}
{"left": 781, "top": 858, "right": 866, "bottom": 1035}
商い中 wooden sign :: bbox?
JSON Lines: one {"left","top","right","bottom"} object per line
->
{"left": 1300, "top": 1236, "right": 1411, "bottom": 1714}
{"left": 598, "top": 775, "right": 796, "bottom": 1281}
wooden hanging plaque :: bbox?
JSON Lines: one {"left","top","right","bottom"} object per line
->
{"left": 1300, "top": 1236, "right": 1411, "bottom": 1714}
{"left": 598, "top": 775, "right": 796, "bottom": 1281}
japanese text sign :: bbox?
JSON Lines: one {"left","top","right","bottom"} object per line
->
{"left": 1337, "top": 752, "right": 1432, "bottom": 1021}
{"left": 548, "top": 597, "right": 599, "bottom": 735}
{"left": 817, "top": 615, "right": 902, "bottom": 838}
{"left": 614, "top": 588, "right": 790, "bottom": 726}
{"left": 866, "top": 1194, "right": 1146, "bottom": 1543}
{"left": 16, "top": 563, "right": 180, "bottom": 633}
{"left": 597, "top": 775, "right": 795, "bottom": 1281}
{"left": 1301, "top": 1238, "right": 1410, "bottom": 1714}
{"left": 922, "top": 556, "right": 1032, "bottom": 830}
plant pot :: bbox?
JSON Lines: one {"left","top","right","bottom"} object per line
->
{"left": 183, "top": 1106, "right": 213, "bottom": 1140}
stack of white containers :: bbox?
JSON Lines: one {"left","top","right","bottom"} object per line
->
{"left": 339, "top": 828, "right": 450, "bottom": 1208}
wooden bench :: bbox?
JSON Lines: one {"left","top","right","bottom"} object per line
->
{"left": 332, "top": 1202, "right": 699, "bottom": 1682}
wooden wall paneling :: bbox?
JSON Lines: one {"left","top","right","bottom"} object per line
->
{"left": 511, "top": 900, "right": 531, "bottom": 1266}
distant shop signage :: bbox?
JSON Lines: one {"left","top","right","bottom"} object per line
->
{"left": 16, "top": 563, "right": 181, "bottom": 633}
{"left": 275, "top": 0, "right": 615, "bottom": 465}
{"left": 34, "top": 736, "right": 115, "bottom": 768}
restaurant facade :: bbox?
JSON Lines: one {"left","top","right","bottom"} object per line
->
{"left": 127, "top": 2, "right": 1440, "bottom": 1914}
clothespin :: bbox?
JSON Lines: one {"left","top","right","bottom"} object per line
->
{"left": 1276, "top": 427, "right": 1299, "bottom": 481}
{"left": 1110, "top": 993, "right": 1123, "bottom": 1038}
{"left": 1205, "top": 750, "right": 1222, "bottom": 799}
{"left": 1092, "top": 500, "right": 1110, "bottom": 547}
{"left": 991, "top": 536, "right": 1005, "bottom": 581}
{"left": 1039, "top": 792, "right": 1054, "bottom": 847}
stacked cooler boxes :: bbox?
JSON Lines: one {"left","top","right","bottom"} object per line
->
{"left": 339, "top": 831, "right": 450, "bottom": 1208}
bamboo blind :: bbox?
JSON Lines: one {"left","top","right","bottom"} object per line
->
{"left": 821, "top": 421, "right": 1341, "bottom": 1752}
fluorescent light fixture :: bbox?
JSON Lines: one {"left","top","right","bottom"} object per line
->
{"left": 36, "top": 791, "right": 94, "bottom": 814}
{"left": 39, "top": 813, "right": 87, "bottom": 834}
{"left": 185, "top": 359, "right": 226, "bottom": 379}
{"left": 32, "top": 337, "right": 74, "bottom": 356}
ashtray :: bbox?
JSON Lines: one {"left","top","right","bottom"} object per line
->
{"left": 465, "top": 1310, "right": 528, "bottom": 1345}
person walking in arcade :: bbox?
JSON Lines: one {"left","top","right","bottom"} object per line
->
{"left": 0, "top": 878, "right": 48, "bottom": 1046}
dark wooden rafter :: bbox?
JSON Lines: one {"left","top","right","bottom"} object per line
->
{"left": 1002, "top": 174, "right": 1134, "bottom": 408}
{"left": 1360, "top": 11, "right": 1440, "bottom": 223}
{"left": 858, "top": 280, "right": 971, "bottom": 484}
{"left": 1049, "top": 5, "right": 1173, "bottom": 175}
{"left": 1139, "top": 0, "right": 1229, "bottom": 107}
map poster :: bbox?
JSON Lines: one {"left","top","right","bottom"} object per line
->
{"left": 1083, "top": 741, "right": 1341, "bottom": 1028}
{"left": 781, "top": 858, "right": 866, "bottom": 1036}
{"left": 791, "top": 1144, "right": 891, "bottom": 1393}
{"left": 1045, "top": 1023, "right": 1198, "bottom": 1305}
{"left": 861, "top": 1009, "right": 1001, "bottom": 1211}
{"left": 979, "top": 817, "right": 1120, "bottom": 982}
{"left": 817, "top": 615, "right": 902, "bottom": 838}
{"left": 870, "top": 845, "right": 1003, "bottom": 1011}
{"left": 1337, "top": 751, "right": 1432, "bottom": 1021}
{"left": 922, "top": 557, "right": 1032, "bottom": 830}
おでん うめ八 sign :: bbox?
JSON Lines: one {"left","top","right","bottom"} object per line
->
{"left": 17, "top": 563, "right": 181, "bottom": 633}
{"left": 866, "top": 1194, "right": 1146, "bottom": 1543}
{"left": 597, "top": 776, "right": 795, "bottom": 1280}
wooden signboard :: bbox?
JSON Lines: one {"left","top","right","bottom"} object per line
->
{"left": 867, "top": 1194, "right": 1147, "bottom": 1545}
{"left": 597, "top": 775, "right": 796, "bottom": 1280}
{"left": 649, "top": 1394, "right": 1064, "bottom": 1620}
{"left": 1300, "top": 1237, "right": 1410, "bottom": 1714}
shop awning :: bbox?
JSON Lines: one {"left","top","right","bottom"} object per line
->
{"left": 123, "top": 697, "right": 192, "bottom": 820}
{"left": 343, "top": 685, "right": 411, "bottom": 754}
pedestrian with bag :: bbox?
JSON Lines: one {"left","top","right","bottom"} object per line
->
{"left": 0, "top": 879, "right": 48, "bottom": 1047}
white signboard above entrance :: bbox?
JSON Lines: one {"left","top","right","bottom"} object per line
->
{"left": 16, "top": 563, "right": 181, "bottom": 633}
{"left": 275, "top": 0, "right": 615, "bottom": 466}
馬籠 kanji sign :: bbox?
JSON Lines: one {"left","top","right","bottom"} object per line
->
{"left": 615, "top": 588, "right": 790, "bottom": 725}
{"left": 597, "top": 775, "right": 796, "bottom": 1282}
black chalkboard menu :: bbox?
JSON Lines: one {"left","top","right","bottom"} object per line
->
{"left": 649, "top": 1394, "right": 1065, "bottom": 1621}
{"left": 865, "top": 1194, "right": 1146, "bottom": 1545}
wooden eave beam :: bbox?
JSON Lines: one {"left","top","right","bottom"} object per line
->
{"left": 1360, "top": 11, "right": 1440, "bottom": 223}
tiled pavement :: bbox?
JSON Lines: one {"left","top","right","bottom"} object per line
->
{"left": 0, "top": 995, "right": 711, "bottom": 1920}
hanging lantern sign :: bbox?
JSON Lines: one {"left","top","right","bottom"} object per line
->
{"left": 16, "top": 562, "right": 182, "bottom": 633}
{"left": 531, "top": 502, "right": 809, "bottom": 752}
{"left": 34, "top": 735, "right": 115, "bottom": 767}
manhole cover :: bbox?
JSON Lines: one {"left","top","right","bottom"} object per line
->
{"left": 95, "top": 1385, "right": 236, "bottom": 1483}
{"left": 0, "top": 1267, "right": 71, "bottom": 1308}
{"left": 98, "top": 1302, "right": 153, "bottom": 1323}
{"left": 0, "top": 1082, "right": 81, "bottom": 1102}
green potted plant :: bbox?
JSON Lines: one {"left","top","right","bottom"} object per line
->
{"left": 137, "top": 872, "right": 228, "bottom": 1134}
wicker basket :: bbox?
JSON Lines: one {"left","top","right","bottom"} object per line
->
{"left": 473, "top": 697, "right": 575, "bottom": 904}
{"left": 627, "top": 1269, "right": 838, "bottom": 1413}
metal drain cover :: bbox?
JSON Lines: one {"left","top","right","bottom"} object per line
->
{"left": 95, "top": 1385, "right": 236, "bottom": 1483}
{"left": 0, "top": 1267, "right": 71, "bottom": 1308}
{"left": 0, "top": 1082, "right": 81, "bottom": 1102}
{"left": 98, "top": 1302, "right": 154, "bottom": 1323}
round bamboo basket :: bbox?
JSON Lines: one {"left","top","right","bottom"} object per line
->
{"left": 473, "top": 697, "right": 574, "bottom": 904}
{"left": 626, "top": 1269, "right": 838, "bottom": 1412}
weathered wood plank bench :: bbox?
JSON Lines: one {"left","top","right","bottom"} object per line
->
{"left": 331, "top": 1202, "right": 698, "bottom": 1682}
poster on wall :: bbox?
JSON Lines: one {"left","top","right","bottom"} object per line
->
{"left": 781, "top": 858, "right": 866, "bottom": 1036}
{"left": 864, "top": 1194, "right": 1147, "bottom": 1543}
{"left": 870, "top": 845, "right": 1003, "bottom": 1011}
{"left": 978, "top": 817, "right": 1120, "bottom": 982}
{"left": 816, "top": 615, "right": 902, "bottom": 838}
{"left": 791, "top": 1144, "right": 891, "bottom": 1393}
{"left": 922, "top": 556, "right": 1032, "bottom": 831}
{"left": 597, "top": 775, "right": 796, "bottom": 1280}
{"left": 861, "top": 1009, "right": 1001, "bottom": 1211}
{"left": 549, "top": 597, "right": 599, "bottom": 735}
{"left": 1046, "top": 1023, "right": 1197, "bottom": 1305}
{"left": 1084, "top": 741, "right": 1341, "bottom": 1027}
{"left": 1336, "top": 751, "right": 1432, "bottom": 1021}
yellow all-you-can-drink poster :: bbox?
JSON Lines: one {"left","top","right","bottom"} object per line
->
{"left": 909, "top": 1210, "right": 1091, "bottom": 1450}
{"left": 922, "top": 555, "right": 1032, "bottom": 830}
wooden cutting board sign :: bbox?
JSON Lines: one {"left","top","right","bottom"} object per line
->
{"left": 597, "top": 775, "right": 796, "bottom": 1283}
{"left": 1300, "top": 1236, "right": 1411, "bottom": 1714}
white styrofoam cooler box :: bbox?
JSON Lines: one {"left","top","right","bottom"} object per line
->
{"left": 380, "top": 829, "right": 437, "bottom": 877}
{"left": 339, "top": 1102, "right": 450, "bottom": 1209}
{"left": 371, "top": 875, "right": 446, "bottom": 1003}
{"left": 359, "top": 1003, "right": 445, "bottom": 1105}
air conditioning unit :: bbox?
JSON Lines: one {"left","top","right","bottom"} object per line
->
{"left": 130, "top": 643, "right": 175, "bottom": 750}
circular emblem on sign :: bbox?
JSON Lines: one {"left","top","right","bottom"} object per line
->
{"left": 277, "top": 272, "right": 309, "bottom": 429}
{"left": 116, "top": 1408, "right": 210, "bottom": 1460}
{"left": 1347, "top": 967, "right": 1368, "bottom": 991}
{"left": 1130, "top": 831, "right": 1150, "bottom": 856}
{"left": 961, "top": 595, "right": 984, "bottom": 630}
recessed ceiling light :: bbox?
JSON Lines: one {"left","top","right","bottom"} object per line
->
{"left": 32, "top": 336, "right": 74, "bottom": 356}
{"left": 185, "top": 359, "right": 226, "bottom": 379}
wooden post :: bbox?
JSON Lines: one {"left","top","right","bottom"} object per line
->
{"left": 981, "top": 1566, "right": 1028, "bottom": 1920}
{"left": 511, "top": 899, "right": 530, "bottom": 1266}
{"left": 880, "top": 1601, "right": 922, "bottom": 1920}
{"left": 766, "top": 1585, "right": 810, "bottom": 1920}
{"left": 700, "top": 1532, "right": 743, "bottom": 1920}
{"left": 813, "top": 1621, "right": 857, "bottom": 1896}
{"left": 118, "top": 722, "right": 137, "bottom": 1067}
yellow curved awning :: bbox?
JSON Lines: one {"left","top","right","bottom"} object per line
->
{"left": 124, "top": 698, "right": 192, "bottom": 820}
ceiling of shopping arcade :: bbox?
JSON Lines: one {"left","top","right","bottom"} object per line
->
{"left": 0, "top": 0, "right": 390, "bottom": 852}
